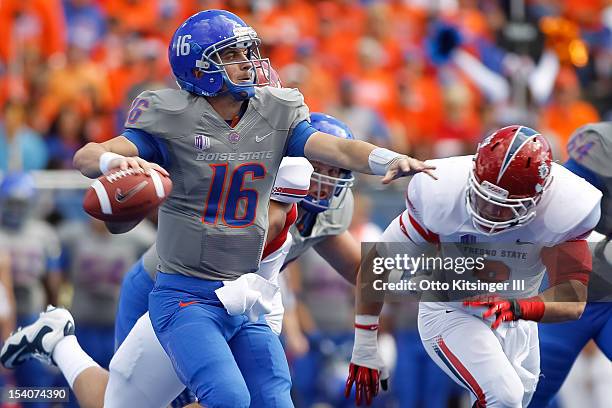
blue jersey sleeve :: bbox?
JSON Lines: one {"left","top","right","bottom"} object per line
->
{"left": 122, "top": 128, "right": 170, "bottom": 167}
{"left": 285, "top": 120, "right": 317, "bottom": 157}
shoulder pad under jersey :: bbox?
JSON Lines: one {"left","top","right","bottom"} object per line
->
{"left": 407, "top": 155, "right": 473, "bottom": 236}
{"left": 124, "top": 89, "right": 192, "bottom": 136}
{"left": 256, "top": 87, "right": 305, "bottom": 107}
{"left": 539, "top": 163, "right": 602, "bottom": 244}
{"left": 252, "top": 87, "right": 310, "bottom": 132}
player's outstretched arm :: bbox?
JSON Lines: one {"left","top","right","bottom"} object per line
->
{"left": 304, "top": 132, "right": 437, "bottom": 184}
{"left": 73, "top": 136, "right": 168, "bottom": 179}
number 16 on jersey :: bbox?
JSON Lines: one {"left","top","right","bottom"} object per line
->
{"left": 202, "top": 163, "right": 266, "bottom": 228}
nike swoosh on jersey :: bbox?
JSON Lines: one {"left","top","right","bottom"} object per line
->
{"left": 179, "top": 300, "right": 199, "bottom": 308}
{"left": 255, "top": 131, "right": 274, "bottom": 143}
{"left": 515, "top": 240, "right": 534, "bottom": 245}
{"left": 115, "top": 181, "right": 148, "bottom": 203}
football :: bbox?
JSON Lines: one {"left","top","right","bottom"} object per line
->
{"left": 83, "top": 168, "right": 172, "bottom": 222}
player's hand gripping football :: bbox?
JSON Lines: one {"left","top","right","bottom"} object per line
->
{"left": 381, "top": 156, "right": 437, "bottom": 184}
{"left": 345, "top": 318, "right": 389, "bottom": 406}
{"left": 463, "top": 296, "right": 545, "bottom": 330}
{"left": 106, "top": 155, "right": 169, "bottom": 177}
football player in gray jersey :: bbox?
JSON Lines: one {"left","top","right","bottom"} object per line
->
{"left": 0, "top": 173, "right": 63, "bottom": 402}
{"left": 113, "top": 113, "right": 360, "bottom": 349}
{"left": 532, "top": 122, "right": 612, "bottom": 407}
{"left": 70, "top": 10, "right": 434, "bottom": 407}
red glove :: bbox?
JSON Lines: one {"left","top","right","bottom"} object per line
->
{"left": 463, "top": 296, "right": 545, "bottom": 329}
{"left": 345, "top": 362, "right": 388, "bottom": 406}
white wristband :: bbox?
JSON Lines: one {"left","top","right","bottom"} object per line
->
{"left": 368, "top": 148, "right": 405, "bottom": 176}
{"left": 355, "top": 314, "right": 379, "bottom": 326}
{"left": 352, "top": 315, "right": 381, "bottom": 369}
{"left": 99, "top": 152, "right": 124, "bottom": 174}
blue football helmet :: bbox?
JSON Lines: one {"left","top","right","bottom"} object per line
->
{"left": 0, "top": 172, "right": 35, "bottom": 229}
{"left": 168, "top": 10, "right": 271, "bottom": 101}
{"left": 301, "top": 113, "right": 355, "bottom": 213}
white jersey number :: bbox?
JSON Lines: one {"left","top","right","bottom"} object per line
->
{"left": 176, "top": 35, "right": 192, "bottom": 56}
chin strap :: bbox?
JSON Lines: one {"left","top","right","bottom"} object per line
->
{"left": 222, "top": 72, "right": 255, "bottom": 101}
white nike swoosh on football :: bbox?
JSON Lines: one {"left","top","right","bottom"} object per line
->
{"left": 255, "top": 131, "right": 274, "bottom": 142}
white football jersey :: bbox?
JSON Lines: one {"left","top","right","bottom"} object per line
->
{"left": 391, "top": 155, "right": 601, "bottom": 299}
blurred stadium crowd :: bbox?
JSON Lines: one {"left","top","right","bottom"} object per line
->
{"left": 1, "top": 0, "right": 611, "bottom": 170}
{"left": 0, "top": 0, "right": 611, "bottom": 407}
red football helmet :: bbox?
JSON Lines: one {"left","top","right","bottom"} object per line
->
{"left": 467, "top": 125, "right": 553, "bottom": 235}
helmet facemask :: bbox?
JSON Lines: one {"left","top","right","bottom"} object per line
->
{"left": 302, "top": 168, "right": 355, "bottom": 213}
{"left": 194, "top": 27, "right": 271, "bottom": 100}
{"left": 466, "top": 168, "right": 552, "bottom": 235}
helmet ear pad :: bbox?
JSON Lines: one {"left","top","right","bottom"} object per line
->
{"left": 202, "top": 69, "right": 225, "bottom": 95}
{"left": 175, "top": 69, "right": 224, "bottom": 96}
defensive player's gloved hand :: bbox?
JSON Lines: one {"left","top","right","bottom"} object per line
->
{"left": 463, "top": 296, "right": 545, "bottom": 330}
{"left": 382, "top": 156, "right": 437, "bottom": 184}
{"left": 345, "top": 315, "right": 389, "bottom": 406}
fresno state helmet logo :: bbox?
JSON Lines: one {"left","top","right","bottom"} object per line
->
{"left": 538, "top": 162, "right": 550, "bottom": 179}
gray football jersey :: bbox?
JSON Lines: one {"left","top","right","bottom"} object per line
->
{"left": 0, "top": 220, "right": 61, "bottom": 317}
{"left": 125, "top": 87, "right": 309, "bottom": 280}
{"left": 59, "top": 221, "right": 155, "bottom": 325}
{"left": 141, "top": 190, "right": 354, "bottom": 282}
{"left": 568, "top": 122, "right": 612, "bottom": 235}
{"left": 286, "top": 190, "right": 354, "bottom": 264}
